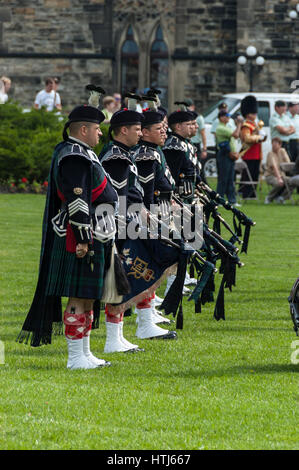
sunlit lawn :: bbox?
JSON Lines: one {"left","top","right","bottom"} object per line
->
{"left": 0, "top": 190, "right": 298, "bottom": 450}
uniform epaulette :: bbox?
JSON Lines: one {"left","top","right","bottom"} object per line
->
{"left": 241, "top": 121, "right": 256, "bottom": 131}
{"left": 163, "top": 135, "right": 188, "bottom": 153}
{"left": 134, "top": 145, "right": 161, "bottom": 163}
{"left": 57, "top": 141, "right": 97, "bottom": 166}
{"left": 100, "top": 144, "right": 132, "bottom": 164}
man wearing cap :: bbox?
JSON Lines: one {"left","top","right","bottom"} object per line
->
{"left": 100, "top": 100, "right": 177, "bottom": 343}
{"left": 134, "top": 108, "right": 174, "bottom": 210}
{"left": 18, "top": 99, "right": 119, "bottom": 370}
{"left": 133, "top": 106, "right": 177, "bottom": 335}
{"left": 211, "top": 102, "right": 236, "bottom": 144}
{"left": 215, "top": 109, "right": 242, "bottom": 205}
{"left": 287, "top": 102, "right": 299, "bottom": 162}
{"left": 269, "top": 100, "right": 295, "bottom": 155}
{"left": 163, "top": 105, "right": 199, "bottom": 201}
{"left": 162, "top": 105, "right": 201, "bottom": 297}
{"left": 98, "top": 100, "right": 146, "bottom": 352}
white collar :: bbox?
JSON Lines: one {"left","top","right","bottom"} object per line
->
{"left": 68, "top": 136, "right": 91, "bottom": 149}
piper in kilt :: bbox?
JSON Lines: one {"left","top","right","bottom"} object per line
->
{"left": 133, "top": 98, "right": 176, "bottom": 330}
{"left": 17, "top": 90, "right": 119, "bottom": 370}
{"left": 99, "top": 96, "right": 147, "bottom": 352}
{"left": 162, "top": 104, "right": 201, "bottom": 296}
{"left": 100, "top": 95, "right": 178, "bottom": 347}
{"left": 163, "top": 104, "right": 200, "bottom": 203}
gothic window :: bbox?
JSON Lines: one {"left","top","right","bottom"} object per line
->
{"left": 150, "top": 26, "right": 169, "bottom": 107}
{"left": 121, "top": 26, "right": 139, "bottom": 94}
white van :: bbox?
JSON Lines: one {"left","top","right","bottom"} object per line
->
{"left": 202, "top": 92, "right": 298, "bottom": 178}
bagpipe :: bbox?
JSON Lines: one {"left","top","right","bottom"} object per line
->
{"left": 94, "top": 177, "right": 256, "bottom": 329}
{"left": 106, "top": 206, "right": 215, "bottom": 328}
{"left": 197, "top": 181, "right": 256, "bottom": 254}
{"left": 98, "top": 209, "right": 190, "bottom": 327}
{"left": 162, "top": 175, "right": 256, "bottom": 323}
{"left": 94, "top": 170, "right": 256, "bottom": 330}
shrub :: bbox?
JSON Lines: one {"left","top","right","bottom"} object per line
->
{"left": 0, "top": 103, "right": 66, "bottom": 183}
{"left": 0, "top": 103, "right": 115, "bottom": 188}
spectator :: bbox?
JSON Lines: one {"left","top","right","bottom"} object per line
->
{"left": 113, "top": 93, "right": 122, "bottom": 113}
{"left": 52, "top": 77, "right": 62, "bottom": 111}
{"left": 211, "top": 102, "right": 236, "bottom": 144}
{"left": 102, "top": 96, "right": 116, "bottom": 123}
{"left": 186, "top": 99, "right": 208, "bottom": 183}
{"left": 269, "top": 100, "right": 295, "bottom": 155}
{"left": 185, "top": 98, "right": 195, "bottom": 112}
{"left": 239, "top": 94, "right": 264, "bottom": 199}
{"left": 123, "top": 94, "right": 142, "bottom": 112}
{"left": 287, "top": 101, "right": 299, "bottom": 162}
{"left": 291, "top": 154, "right": 299, "bottom": 189}
{"left": 264, "top": 137, "right": 299, "bottom": 204}
{"left": 34, "top": 77, "right": 61, "bottom": 112}
{"left": 187, "top": 99, "right": 208, "bottom": 161}
{"left": 0, "top": 76, "right": 11, "bottom": 103}
{"left": 215, "top": 110, "right": 242, "bottom": 205}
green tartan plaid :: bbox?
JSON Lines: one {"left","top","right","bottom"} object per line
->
{"left": 46, "top": 234, "right": 105, "bottom": 299}
{"left": 93, "top": 164, "right": 106, "bottom": 188}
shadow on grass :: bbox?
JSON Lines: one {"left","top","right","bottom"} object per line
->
{"left": 10, "top": 346, "right": 64, "bottom": 356}
{"left": 203, "top": 326, "right": 293, "bottom": 334}
{"left": 169, "top": 362, "right": 299, "bottom": 379}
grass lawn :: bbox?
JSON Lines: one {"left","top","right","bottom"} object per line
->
{"left": 0, "top": 189, "right": 299, "bottom": 451}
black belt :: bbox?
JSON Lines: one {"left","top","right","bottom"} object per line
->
{"left": 290, "top": 139, "right": 299, "bottom": 142}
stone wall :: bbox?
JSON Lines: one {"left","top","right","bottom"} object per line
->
{"left": 172, "top": 0, "right": 238, "bottom": 110}
{"left": 0, "top": 0, "right": 113, "bottom": 109}
{"left": 0, "top": 0, "right": 298, "bottom": 113}
{"left": 110, "top": 0, "right": 238, "bottom": 111}
{"left": 236, "top": 0, "right": 299, "bottom": 93}
{"left": 0, "top": 56, "right": 112, "bottom": 109}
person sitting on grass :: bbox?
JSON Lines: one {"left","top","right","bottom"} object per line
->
{"left": 264, "top": 137, "right": 299, "bottom": 204}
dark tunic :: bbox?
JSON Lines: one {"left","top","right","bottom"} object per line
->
{"left": 163, "top": 133, "right": 201, "bottom": 192}
{"left": 18, "top": 138, "right": 118, "bottom": 346}
{"left": 99, "top": 140, "right": 144, "bottom": 205}
{"left": 133, "top": 140, "right": 175, "bottom": 209}
{"left": 99, "top": 139, "right": 187, "bottom": 317}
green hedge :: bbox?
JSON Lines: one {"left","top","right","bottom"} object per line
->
{"left": 0, "top": 103, "right": 110, "bottom": 187}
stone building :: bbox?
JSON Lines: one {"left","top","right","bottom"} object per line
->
{"left": 0, "top": 0, "right": 298, "bottom": 112}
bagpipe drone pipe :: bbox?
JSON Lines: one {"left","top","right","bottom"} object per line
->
{"left": 99, "top": 206, "right": 217, "bottom": 331}
{"left": 197, "top": 182, "right": 256, "bottom": 254}
{"left": 94, "top": 180, "right": 255, "bottom": 330}
{"left": 193, "top": 181, "right": 257, "bottom": 320}
{"left": 168, "top": 190, "right": 247, "bottom": 322}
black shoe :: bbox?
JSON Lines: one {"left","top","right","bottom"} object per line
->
{"left": 150, "top": 331, "right": 178, "bottom": 340}
{"left": 124, "top": 347, "right": 145, "bottom": 353}
{"left": 98, "top": 361, "right": 112, "bottom": 367}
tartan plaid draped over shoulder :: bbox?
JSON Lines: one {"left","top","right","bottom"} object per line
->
{"left": 163, "top": 134, "right": 200, "bottom": 186}
{"left": 17, "top": 139, "right": 118, "bottom": 347}
{"left": 133, "top": 142, "right": 175, "bottom": 209}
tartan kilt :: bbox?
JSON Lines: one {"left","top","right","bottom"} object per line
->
{"left": 45, "top": 233, "right": 106, "bottom": 299}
